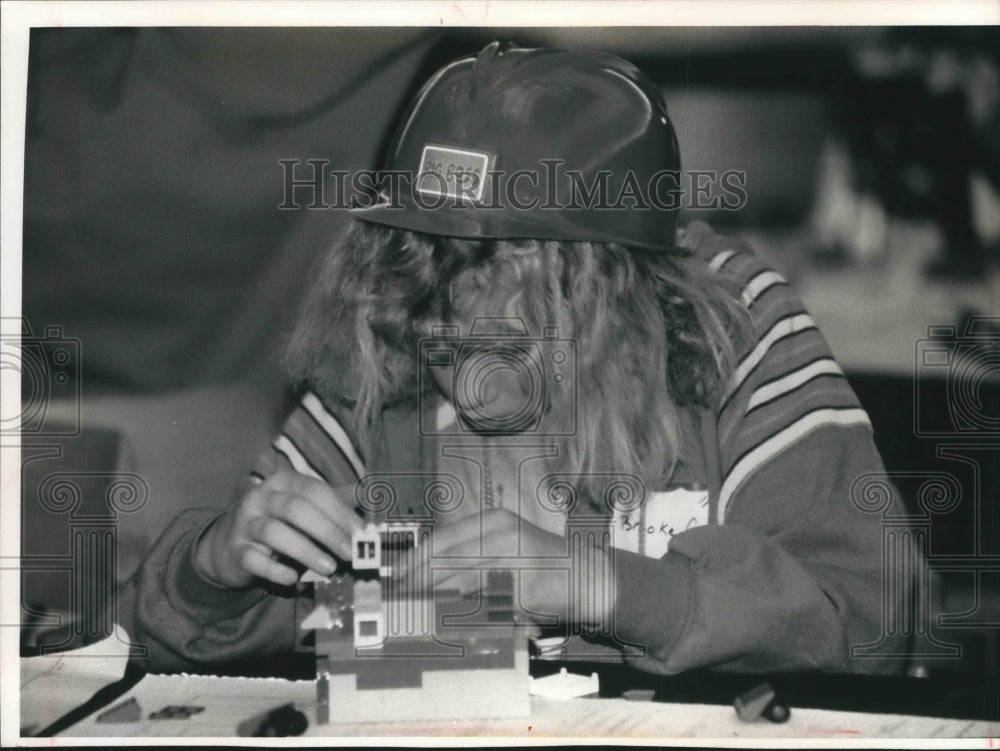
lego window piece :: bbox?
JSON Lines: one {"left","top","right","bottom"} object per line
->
{"left": 351, "top": 526, "right": 381, "bottom": 570}
{"left": 352, "top": 579, "right": 386, "bottom": 648}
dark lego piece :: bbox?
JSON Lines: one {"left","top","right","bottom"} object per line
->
{"left": 734, "top": 682, "right": 790, "bottom": 723}
{"left": 316, "top": 674, "right": 329, "bottom": 725}
{"left": 149, "top": 705, "right": 205, "bottom": 720}
{"left": 237, "top": 703, "right": 308, "bottom": 737}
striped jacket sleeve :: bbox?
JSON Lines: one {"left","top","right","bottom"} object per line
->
{"left": 250, "top": 391, "right": 366, "bottom": 490}
{"left": 117, "top": 391, "right": 365, "bottom": 673}
{"left": 611, "top": 222, "right": 909, "bottom": 675}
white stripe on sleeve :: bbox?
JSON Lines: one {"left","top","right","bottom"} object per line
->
{"left": 709, "top": 249, "right": 738, "bottom": 272}
{"left": 741, "top": 270, "right": 787, "bottom": 306}
{"left": 746, "top": 358, "right": 844, "bottom": 412}
{"left": 732, "top": 313, "right": 817, "bottom": 392}
{"left": 302, "top": 391, "right": 367, "bottom": 479}
{"left": 718, "top": 407, "right": 871, "bottom": 523}
{"left": 273, "top": 434, "right": 324, "bottom": 481}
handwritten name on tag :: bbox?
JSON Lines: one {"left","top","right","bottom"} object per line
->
{"left": 611, "top": 486, "right": 709, "bottom": 558}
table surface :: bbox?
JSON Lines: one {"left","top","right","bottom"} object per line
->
{"left": 56, "top": 672, "right": 997, "bottom": 739}
{"left": 16, "top": 628, "right": 1000, "bottom": 741}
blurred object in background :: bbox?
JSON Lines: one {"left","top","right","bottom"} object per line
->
{"left": 811, "top": 138, "right": 889, "bottom": 267}
{"left": 826, "top": 27, "right": 1000, "bottom": 278}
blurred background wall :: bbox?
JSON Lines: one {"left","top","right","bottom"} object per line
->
{"left": 16, "top": 27, "right": 1000, "bottom": 675}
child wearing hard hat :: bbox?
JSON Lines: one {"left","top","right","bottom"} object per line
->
{"left": 120, "top": 43, "right": 909, "bottom": 676}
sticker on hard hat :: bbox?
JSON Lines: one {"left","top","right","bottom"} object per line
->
{"left": 417, "top": 145, "right": 490, "bottom": 203}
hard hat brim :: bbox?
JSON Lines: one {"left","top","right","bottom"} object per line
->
{"left": 352, "top": 199, "right": 687, "bottom": 254}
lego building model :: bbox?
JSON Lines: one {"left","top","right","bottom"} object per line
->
{"left": 299, "top": 522, "right": 530, "bottom": 724}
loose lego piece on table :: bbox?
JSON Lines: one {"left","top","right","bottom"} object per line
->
{"left": 622, "top": 688, "right": 655, "bottom": 702}
{"left": 96, "top": 697, "right": 141, "bottom": 723}
{"left": 734, "top": 682, "right": 790, "bottom": 723}
{"left": 529, "top": 668, "right": 600, "bottom": 700}
{"left": 149, "top": 705, "right": 205, "bottom": 720}
{"left": 237, "top": 703, "right": 308, "bottom": 737}
{"left": 765, "top": 701, "right": 791, "bottom": 723}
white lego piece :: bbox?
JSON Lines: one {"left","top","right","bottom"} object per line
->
{"left": 300, "top": 605, "right": 335, "bottom": 631}
{"left": 352, "top": 579, "right": 385, "bottom": 648}
{"left": 299, "top": 568, "right": 330, "bottom": 584}
{"left": 528, "top": 667, "right": 599, "bottom": 700}
{"left": 351, "top": 525, "right": 381, "bottom": 570}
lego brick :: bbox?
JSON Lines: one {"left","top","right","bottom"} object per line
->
{"left": 528, "top": 667, "right": 599, "bottom": 700}
{"left": 301, "top": 604, "right": 337, "bottom": 631}
{"left": 299, "top": 568, "right": 329, "bottom": 584}
{"left": 96, "top": 697, "right": 141, "bottom": 724}
{"left": 312, "top": 519, "right": 529, "bottom": 724}
{"left": 734, "top": 682, "right": 776, "bottom": 722}
{"left": 323, "top": 644, "right": 530, "bottom": 724}
{"left": 236, "top": 703, "right": 308, "bottom": 737}
{"left": 316, "top": 675, "right": 329, "bottom": 725}
{"left": 352, "top": 579, "right": 385, "bottom": 648}
{"left": 351, "top": 526, "right": 382, "bottom": 570}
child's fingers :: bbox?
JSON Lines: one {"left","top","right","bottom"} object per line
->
{"left": 239, "top": 546, "right": 299, "bottom": 587}
{"left": 264, "top": 491, "right": 353, "bottom": 561}
{"left": 271, "top": 473, "right": 364, "bottom": 534}
{"left": 247, "top": 517, "right": 338, "bottom": 577}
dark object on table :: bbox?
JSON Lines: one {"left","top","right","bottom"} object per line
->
{"left": 96, "top": 697, "right": 141, "bottom": 724}
{"left": 765, "top": 701, "right": 791, "bottom": 723}
{"left": 623, "top": 688, "right": 656, "bottom": 702}
{"left": 734, "top": 682, "right": 791, "bottom": 723}
{"left": 149, "top": 705, "right": 204, "bottom": 720}
{"left": 237, "top": 703, "right": 308, "bottom": 737}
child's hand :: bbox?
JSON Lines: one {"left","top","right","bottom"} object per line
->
{"left": 393, "top": 508, "right": 614, "bottom": 630}
{"left": 194, "top": 470, "right": 363, "bottom": 589}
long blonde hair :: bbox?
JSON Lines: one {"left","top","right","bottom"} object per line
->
{"left": 287, "top": 221, "right": 750, "bottom": 503}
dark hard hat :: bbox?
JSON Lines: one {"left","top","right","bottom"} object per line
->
{"left": 354, "top": 42, "right": 683, "bottom": 251}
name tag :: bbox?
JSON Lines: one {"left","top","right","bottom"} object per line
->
{"left": 611, "top": 486, "right": 710, "bottom": 558}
